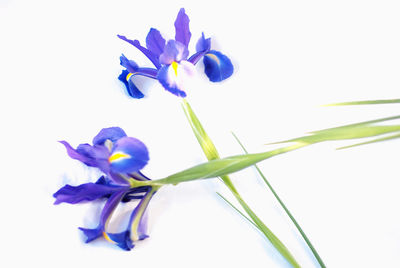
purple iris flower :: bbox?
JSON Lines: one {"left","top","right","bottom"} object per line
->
{"left": 117, "top": 8, "right": 234, "bottom": 98}
{"left": 54, "top": 127, "right": 157, "bottom": 251}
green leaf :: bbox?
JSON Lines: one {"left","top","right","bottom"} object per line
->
{"left": 233, "top": 133, "right": 326, "bottom": 268}
{"left": 274, "top": 115, "right": 400, "bottom": 145}
{"left": 181, "top": 99, "right": 237, "bottom": 192}
{"left": 325, "top": 99, "right": 400, "bottom": 106}
{"left": 180, "top": 99, "right": 301, "bottom": 268}
{"left": 155, "top": 143, "right": 304, "bottom": 185}
{"left": 233, "top": 191, "right": 300, "bottom": 268}
{"left": 337, "top": 132, "right": 400, "bottom": 149}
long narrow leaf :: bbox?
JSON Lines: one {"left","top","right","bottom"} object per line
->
{"left": 233, "top": 133, "right": 326, "bottom": 268}
{"left": 216, "top": 192, "right": 257, "bottom": 228}
{"left": 274, "top": 115, "right": 400, "bottom": 145}
{"left": 156, "top": 143, "right": 305, "bottom": 185}
{"left": 337, "top": 132, "right": 400, "bottom": 149}
{"left": 325, "top": 99, "right": 400, "bottom": 106}
{"left": 181, "top": 99, "right": 301, "bottom": 268}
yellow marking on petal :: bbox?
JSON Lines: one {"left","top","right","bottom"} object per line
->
{"left": 103, "top": 232, "right": 116, "bottom": 244}
{"left": 171, "top": 61, "right": 179, "bottom": 76}
{"left": 108, "top": 152, "right": 131, "bottom": 163}
{"left": 206, "top": 53, "right": 220, "bottom": 65}
{"left": 126, "top": 73, "right": 134, "bottom": 81}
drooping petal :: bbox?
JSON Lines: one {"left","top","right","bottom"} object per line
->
{"left": 145, "top": 28, "right": 166, "bottom": 57}
{"left": 118, "top": 60, "right": 159, "bottom": 99}
{"left": 127, "top": 77, "right": 145, "bottom": 99}
{"left": 93, "top": 127, "right": 127, "bottom": 146}
{"left": 127, "top": 187, "right": 156, "bottom": 242}
{"left": 174, "top": 8, "right": 191, "bottom": 48}
{"left": 53, "top": 179, "right": 128, "bottom": 205}
{"left": 109, "top": 137, "right": 149, "bottom": 174}
{"left": 159, "top": 40, "right": 189, "bottom": 65}
{"left": 106, "top": 187, "right": 155, "bottom": 250}
{"left": 79, "top": 189, "right": 129, "bottom": 243}
{"left": 79, "top": 227, "right": 103, "bottom": 243}
{"left": 203, "top": 50, "right": 234, "bottom": 82}
{"left": 107, "top": 231, "right": 134, "bottom": 251}
{"left": 117, "top": 35, "right": 161, "bottom": 69}
{"left": 120, "top": 54, "right": 139, "bottom": 73}
{"left": 157, "top": 60, "right": 195, "bottom": 97}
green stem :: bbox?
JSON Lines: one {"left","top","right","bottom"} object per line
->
{"left": 232, "top": 133, "right": 326, "bottom": 268}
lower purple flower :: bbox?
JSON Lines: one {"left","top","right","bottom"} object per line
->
{"left": 54, "top": 127, "right": 157, "bottom": 251}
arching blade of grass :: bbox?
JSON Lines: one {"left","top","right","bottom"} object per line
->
{"left": 337, "top": 132, "right": 400, "bottom": 149}
{"left": 273, "top": 115, "right": 400, "bottom": 146}
{"left": 181, "top": 99, "right": 301, "bottom": 268}
{"left": 216, "top": 192, "right": 258, "bottom": 229}
{"left": 232, "top": 132, "right": 326, "bottom": 268}
{"left": 325, "top": 98, "right": 400, "bottom": 106}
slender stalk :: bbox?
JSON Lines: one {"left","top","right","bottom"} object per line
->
{"left": 232, "top": 133, "right": 326, "bottom": 268}
{"left": 216, "top": 192, "right": 257, "bottom": 228}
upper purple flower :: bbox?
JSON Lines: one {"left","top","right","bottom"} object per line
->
{"left": 54, "top": 127, "right": 157, "bottom": 251}
{"left": 117, "top": 8, "right": 234, "bottom": 98}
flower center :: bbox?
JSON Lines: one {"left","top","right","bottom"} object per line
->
{"left": 171, "top": 61, "right": 179, "bottom": 76}
{"left": 109, "top": 152, "right": 131, "bottom": 163}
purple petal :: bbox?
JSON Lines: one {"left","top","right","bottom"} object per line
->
{"left": 59, "top": 141, "right": 93, "bottom": 165}
{"left": 118, "top": 70, "right": 145, "bottom": 99}
{"left": 109, "top": 137, "right": 149, "bottom": 174}
{"left": 120, "top": 54, "right": 139, "bottom": 73}
{"left": 99, "top": 190, "right": 128, "bottom": 227}
{"left": 53, "top": 181, "right": 127, "bottom": 205}
{"left": 126, "top": 188, "right": 156, "bottom": 242}
{"left": 79, "top": 189, "right": 129, "bottom": 243}
{"left": 203, "top": 50, "right": 234, "bottom": 82}
{"left": 59, "top": 141, "right": 106, "bottom": 169}
{"left": 79, "top": 227, "right": 103, "bottom": 243}
{"left": 106, "top": 231, "right": 134, "bottom": 251}
{"left": 136, "top": 68, "right": 158, "bottom": 78}
{"left": 174, "top": 8, "right": 191, "bottom": 48}
{"left": 76, "top": 144, "right": 110, "bottom": 173}
{"left": 145, "top": 28, "right": 166, "bottom": 57}
{"left": 195, "top": 32, "right": 211, "bottom": 52}
{"left": 92, "top": 127, "right": 127, "bottom": 145}
{"left": 188, "top": 33, "right": 211, "bottom": 65}
{"left": 188, "top": 51, "right": 207, "bottom": 65}
{"left": 118, "top": 35, "right": 161, "bottom": 69}
{"left": 60, "top": 140, "right": 111, "bottom": 174}
{"left": 159, "top": 40, "right": 189, "bottom": 65}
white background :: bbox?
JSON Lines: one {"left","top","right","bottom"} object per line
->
{"left": 1, "top": 0, "right": 400, "bottom": 267}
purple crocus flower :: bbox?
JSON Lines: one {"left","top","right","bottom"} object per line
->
{"left": 117, "top": 8, "right": 234, "bottom": 98}
{"left": 54, "top": 127, "right": 157, "bottom": 251}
